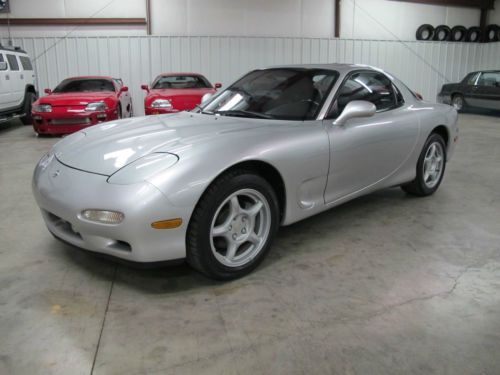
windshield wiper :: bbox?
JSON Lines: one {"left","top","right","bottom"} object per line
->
{"left": 214, "top": 110, "right": 273, "bottom": 119}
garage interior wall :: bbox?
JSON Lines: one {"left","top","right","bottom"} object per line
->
{"left": 2, "top": 36, "right": 497, "bottom": 116}
{"left": 1, "top": 0, "right": 499, "bottom": 115}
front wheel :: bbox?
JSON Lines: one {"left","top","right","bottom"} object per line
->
{"left": 401, "top": 133, "right": 446, "bottom": 197}
{"left": 20, "top": 91, "right": 37, "bottom": 125}
{"left": 187, "top": 170, "right": 279, "bottom": 280}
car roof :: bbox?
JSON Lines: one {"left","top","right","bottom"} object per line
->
{"left": 0, "top": 45, "right": 28, "bottom": 54}
{"left": 258, "top": 63, "right": 391, "bottom": 75}
{"left": 158, "top": 72, "right": 206, "bottom": 77}
{"left": 63, "top": 76, "right": 117, "bottom": 81}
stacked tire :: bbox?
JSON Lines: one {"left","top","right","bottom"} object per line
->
{"left": 416, "top": 24, "right": 499, "bottom": 42}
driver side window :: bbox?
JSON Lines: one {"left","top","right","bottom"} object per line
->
{"left": 327, "top": 71, "right": 398, "bottom": 119}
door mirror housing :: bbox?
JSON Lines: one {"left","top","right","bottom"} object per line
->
{"left": 214, "top": 82, "right": 222, "bottom": 89}
{"left": 141, "top": 84, "right": 149, "bottom": 92}
{"left": 333, "top": 100, "right": 376, "bottom": 126}
{"left": 0, "top": 61, "right": 7, "bottom": 71}
{"left": 201, "top": 92, "right": 213, "bottom": 104}
{"left": 120, "top": 86, "right": 129, "bottom": 92}
{"left": 44, "top": 88, "right": 52, "bottom": 95}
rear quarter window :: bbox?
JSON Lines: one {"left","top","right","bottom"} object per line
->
{"left": 6, "top": 54, "right": 19, "bottom": 71}
{"left": 0, "top": 54, "right": 7, "bottom": 71}
{"left": 19, "top": 56, "right": 33, "bottom": 71}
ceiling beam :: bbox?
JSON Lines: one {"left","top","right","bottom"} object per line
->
{"left": 0, "top": 18, "right": 147, "bottom": 26}
{"left": 389, "top": 0, "right": 495, "bottom": 9}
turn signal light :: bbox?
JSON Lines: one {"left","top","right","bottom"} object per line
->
{"left": 81, "top": 210, "right": 124, "bottom": 224}
{"left": 151, "top": 218, "right": 182, "bottom": 229}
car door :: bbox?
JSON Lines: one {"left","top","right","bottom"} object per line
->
{"left": 0, "top": 53, "right": 12, "bottom": 111}
{"left": 5, "top": 53, "right": 24, "bottom": 107}
{"left": 323, "top": 70, "right": 419, "bottom": 203}
{"left": 468, "top": 72, "right": 500, "bottom": 110}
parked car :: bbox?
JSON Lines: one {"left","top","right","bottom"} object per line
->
{"left": 31, "top": 76, "right": 133, "bottom": 135}
{"left": 33, "top": 64, "right": 458, "bottom": 280}
{"left": 437, "top": 70, "right": 500, "bottom": 112}
{"left": 141, "top": 73, "right": 221, "bottom": 115}
{"left": 0, "top": 45, "right": 37, "bottom": 125}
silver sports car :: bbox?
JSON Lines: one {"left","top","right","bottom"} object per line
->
{"left": 33, "top": 64, "right": 459, "bottom": 279}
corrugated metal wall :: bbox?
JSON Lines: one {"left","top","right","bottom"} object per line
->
{"left": 3, "top": 36, "right": 498, "bottom": 115}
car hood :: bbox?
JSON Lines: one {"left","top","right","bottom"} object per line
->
{"left": 39, "top": 92, "right": 116, "bottom": 107}
{"left": 54, "top": 112, "right": 280, "bottom": 176}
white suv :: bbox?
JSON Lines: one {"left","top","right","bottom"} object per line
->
{"left": 0, "top": 45, "right": 37, "bottom": 125}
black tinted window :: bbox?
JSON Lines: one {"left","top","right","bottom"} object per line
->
{"left": 328, "top": 71, "right": 397, "bottom": 118}
{"left": 6, "top": 54, "right": 19, "bottom": 71}
{"left": 0, "top": 54, "right": 6, "bottom": 71}
{"left": 19, "top": 56, "right": 33, "bottom": 71}
{"left": 53, "top": 79, "right": 115, "bottom": 93}
{"left": 477, "top": 72, "right": 500, "bottom": 87}
{"left": 153, "top": 75, "right": 211, "bottom": 89}
{"left": 201, "top": 68, "right": 339, "bottom": 120}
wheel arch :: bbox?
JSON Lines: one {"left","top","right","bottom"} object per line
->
{"left": 431, "top": 125, "right": 449, "bottom": 148}
{"left": 193, "top": 159, "right": 287, "bottom": 223}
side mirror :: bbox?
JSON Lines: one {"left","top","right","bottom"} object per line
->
{"left": 201, "top": 93, "right": 213, "bottom": 104}
{"left": 141, "top": 84, "right": 149, "bottom": 92}
{"left": 214, "top": 83, "right": 222, "bottom": 89}
{"left": 0, "top": 61, "right": 7, "bottom": 71}
{"left": 333, "top": 100, "right": 376, "bottom": 127}
{"left": 44, "top": 88, "right": 52, "bottom": 95}
{"left": 120, "top": 86, "right": 129, "bottom": 92}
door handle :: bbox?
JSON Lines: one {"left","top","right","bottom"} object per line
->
{"left": 20, "top": 74, "right": 24, "bottom": 79}
{"left": 5, "top": 75, "right": 9, "bottom": 80}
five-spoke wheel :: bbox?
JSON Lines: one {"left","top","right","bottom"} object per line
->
{"left": 187, "top": 170, "right": 279, "bottom": 280}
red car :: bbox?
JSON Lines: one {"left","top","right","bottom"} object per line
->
{"left": 141, "top": 73, "right": 221, "bottom": 115}
{"left": 32, "top": 76, "right": 133, "bottom": 135}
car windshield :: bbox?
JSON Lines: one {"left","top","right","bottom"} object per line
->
{"left": 53, "top": 79, "right": 115, "bottom": 93}
{"left": 200, "top": 68, "right": 339, "bottom": 120}
{"left": 153, "top": 75, "right": 211, "bottom": 89}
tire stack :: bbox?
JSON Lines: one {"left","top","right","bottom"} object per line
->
{"left": 416, "top": 24, "right": 500, "bottom": 42}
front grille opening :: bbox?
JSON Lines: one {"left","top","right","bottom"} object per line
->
{"left": 45, "top": 210, "right": 82, "bottom": 239}
{"left": 107, "top": 240, "right": 132, "bottom": 252}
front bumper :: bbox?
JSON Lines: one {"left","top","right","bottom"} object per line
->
{"left": 32, "top": 158, "right": 189, "bottom": 262}
{"left": 32, "top": 107, "right": 118, "bottom": 135}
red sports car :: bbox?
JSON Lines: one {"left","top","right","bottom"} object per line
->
{"left": 32, "top": 76, "right": 133, "bottom": 135}
{"left": 141, "top": 73, "right": 221, "bottom": 115}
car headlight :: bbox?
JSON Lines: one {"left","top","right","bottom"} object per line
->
{"left": 85, "top": 102, "right": 108, "bottom": 112}
{"left": 151, "top": 99, "right": 173, "bottom": 109}
{"left": 107, "top": 153, "right": 179, "bottom": 185}
{"left": 33, "top": 104, "right": 52, "bottom": 113}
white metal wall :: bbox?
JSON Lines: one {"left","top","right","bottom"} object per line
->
{"left": 2, "top": 36, "right": 498, "bottom": 115}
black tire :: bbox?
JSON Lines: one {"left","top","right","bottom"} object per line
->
{"left": 466, "top": 27, "right": 482, "bottom": 42}
{"left": 451, "top": 93, "right": 465, "bottom": 112}
{"left": 117, "top": 105, "right": 122, "bottom": 119}
{"left": 485, "top": 24, "right": 499, "bottom": 42}
{"left": 433, "top": 25, "right": 451, "bottom": 41}
{"left": 450, "top": 26, "right": 467, "bottom": 42}
{"left": 187, "top": 170, "right": 279, "bottom": 280}
{"left": 20, "top": 91, "right": 37, "bottom": 125}
{"left": 416, "top": 24, "right": 434, "bottom": 41}
{"left": 401, "top": 133, "right": 447, "bottom": 197}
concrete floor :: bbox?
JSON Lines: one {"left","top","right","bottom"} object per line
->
{"left": 0, "top": 113, "right": 499, "bottom": 375}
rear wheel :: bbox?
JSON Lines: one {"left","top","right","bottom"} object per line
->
{"left": 20, "top": 91, "right": 37, "bottom": 125}
{"left": 401, "top": 133, "right": 446, "bottom": 197}
{"left": 187, "top": 170, "right": 279, "bottom": 280}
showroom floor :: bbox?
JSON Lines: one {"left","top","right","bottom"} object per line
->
{"left": 1, "top": 113, "right": 499, "bottom": 375}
